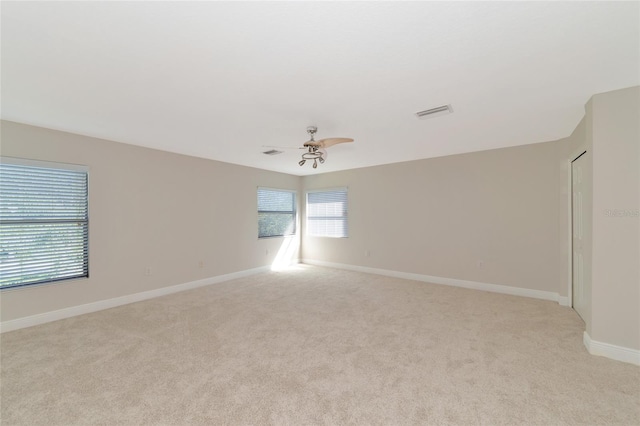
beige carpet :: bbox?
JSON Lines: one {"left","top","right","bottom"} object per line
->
{"left": 1, "top": 265, "right": 638, "bottom": 425}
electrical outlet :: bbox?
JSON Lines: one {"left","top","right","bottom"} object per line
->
{"left": 365, "top": 250, "right": 371, "bottom": 257}
{"left": 198, "top": 260, "right": 204, "bottom": 268}
{"left": 477, "top": 261, "right": 484, "bottom": 269}
{"left": 144, "top": 266, "right": 152, "bottom": 276}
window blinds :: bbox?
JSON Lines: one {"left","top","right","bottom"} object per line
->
{"left": 257, "top": 188, "right": 296, "bottom": 238}
{"left": 0, "top": 161, "right": 89, "bottom": 289}
{"left": 306, "top": 189, "right": 348, "bottom": 238}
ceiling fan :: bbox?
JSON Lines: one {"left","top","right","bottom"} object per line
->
{"left": 265, "top": 126, "right": 354, "bottom": 169}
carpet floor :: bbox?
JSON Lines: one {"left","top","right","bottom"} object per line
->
{"left": 1, "top": 265, "right": 638, "bottom": 425}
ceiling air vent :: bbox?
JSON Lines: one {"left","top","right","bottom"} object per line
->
{"left": 415, "top": 104, "right": 453, "bottom": 120}
{"left": 262, "top": 149, "right": 283, "bottom": 156}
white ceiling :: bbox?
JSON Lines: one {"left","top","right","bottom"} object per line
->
{"left": 2, "top": 2, "right": 639, "bottom": 176}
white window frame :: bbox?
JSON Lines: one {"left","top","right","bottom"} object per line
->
{"left": 0, "top": 156, "right": 89, "bottom": 290}
{"left": 257, "top": 187, "right": 297, "bottom": 239}
{"left": 306, "top": 187, "right": 348, "bottom": 238}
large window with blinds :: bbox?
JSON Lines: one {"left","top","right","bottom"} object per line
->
{"left": 306, "top": 188, "right": 348, "bottom": 238}
{"left": 257, "top": 188, "right": 296, "bottom": 238}
{"left": 0, "top": 158, "right": 89, "bottom": 289}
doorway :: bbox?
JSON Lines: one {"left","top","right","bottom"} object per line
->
{"left": 571, "top": 151, "right": 587, "bottom": 321}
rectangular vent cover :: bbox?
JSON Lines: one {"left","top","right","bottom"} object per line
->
{"left": 415, "top": 104, "right": 453, "bottom": 119}
{"left": 262, "top": 149, "right": 283, "bottom": 155}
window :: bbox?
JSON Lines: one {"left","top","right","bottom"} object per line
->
{"left": 257, "top": 188, "right": 296, "bottom": 238}
{"left": 0, "top": 158, "right": 89, "bottom": 289}
{"left": 306, "top": 188, "right": 348, "bottom": 238}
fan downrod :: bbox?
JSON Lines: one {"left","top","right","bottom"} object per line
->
{"left": 306, "top": 126, "right": 318, "bottom": 141}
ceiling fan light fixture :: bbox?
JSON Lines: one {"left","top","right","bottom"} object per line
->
{"left": 415, "top": 104, "right": 453, "bottom": 120}
{"left": 295, "top": 126, "right": 353, "bottom": 169}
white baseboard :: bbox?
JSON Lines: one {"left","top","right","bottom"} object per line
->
{"left": 583, "top": 332, "right": 640, "bottom": 366}
{"left": 302, "top": 259, "right": 565, "bottom": 304}
{"left": 304, "top": 260, "right": 640, "bottom": 365}
{"left": 0, "top": 265, "right": 271, "bottom": 334}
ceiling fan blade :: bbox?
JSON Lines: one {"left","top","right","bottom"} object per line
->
{"left": 262, "top": 145, "right": 305, "bottom": 150}
{"left": 317, "top": 138, "right": 354, "bottom": 148}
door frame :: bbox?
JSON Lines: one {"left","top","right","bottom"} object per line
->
{"left": 567, "top": 149, "right": 587, "bottom": 308}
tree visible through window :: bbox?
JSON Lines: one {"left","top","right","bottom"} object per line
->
{"left": 0, "top": 159, "right": 89, "bottom": 289}
{"left": 258, "top": 188, "right": 296, "bottom": 238}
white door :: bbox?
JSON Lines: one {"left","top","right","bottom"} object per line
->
{"left": 572, "top": 152, "right": 587, "bottom": 320}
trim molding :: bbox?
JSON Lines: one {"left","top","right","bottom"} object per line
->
{"left": 583, "top": 331, "right": 640, "bottom": 366}
{"left": 305, "top": 260, "right": 640, "bottom": 365}
{"left": 302, "top": 259, "right": 566, "bottom": 304}
{"left": 0, "top": 265, "right": 270, "bottom": 333}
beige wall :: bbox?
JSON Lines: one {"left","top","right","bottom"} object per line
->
{"left": 302, "top": 86, "right": 640, "bottom": 352}
{"left": 302, "top": 140, "right": 569, "bottom": 295}
{"left": 2, "top": 86, "right": 638, "bottom": 353}
{"left": 590, "top": 87, "right": 640, "bottom": 350}
{"left": 0, "top": 121, "right": 300, "bottom": 322}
